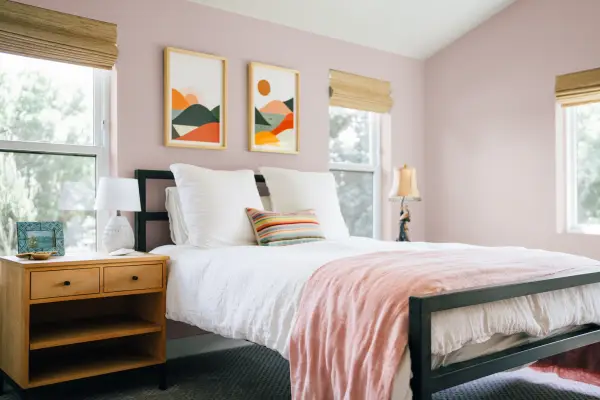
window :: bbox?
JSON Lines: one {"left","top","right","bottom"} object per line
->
{"left": 329, "top": 106, "right": 381, "bottom": 238}
{"left": 0, "top": 53, "right": 109, "bottom": 255}
{"left": 563, "top": 102, "right": 600, "bottom": 234}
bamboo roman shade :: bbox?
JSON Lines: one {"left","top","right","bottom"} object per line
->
{"left": 0, "top": 0, "right": 118, "bottom": 70}
{"left": 555, "top": 67, "right": 600, "bottom": 106}
{"left": 329, "top": 70, "right": 393, "bottom": 113}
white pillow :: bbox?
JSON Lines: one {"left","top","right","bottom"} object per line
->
{"left": 165, "top": 187, "right": 190, "bottom": 245}
{"left": 259, "top": 167, "right": 350, "bottom": 240}
{"left": 170, "top": 164, "right": 263, "bottom": 248}
{"left": 165, "top": 186, "right": 272, "bottom": 246}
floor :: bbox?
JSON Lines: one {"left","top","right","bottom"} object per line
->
{"left": 5, "top": 345, "right": 600, "bottom": 399}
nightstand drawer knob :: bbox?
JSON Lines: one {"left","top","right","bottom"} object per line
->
{"left": 63, "top": 281, "right": 71, "bottom": 286}
{"left": 132, "top": 276, "right": 139, "bottom": 281}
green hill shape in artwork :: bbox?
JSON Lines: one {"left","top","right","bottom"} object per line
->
{"left": 172, "top": 109, "right": 183, "bottom": 121}
{"left": 255, "top": 123, "right": 272, "bottom": 133}
{"left": 211, "top": 106, "right": 220, "bottom": 122}
{"left": 284, "top": 98, "right": 294, "bottom": 112}
{"left": 255, "top": 108, "right": 270, "bottom": 126}
{"left": 261, "top": 113, "right": 285, "bottom": 130}
{"left": 173, "top": 104, "right": 218, "bottom": 127}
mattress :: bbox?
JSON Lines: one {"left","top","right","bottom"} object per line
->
{"left": 153, "top": 238, "right": 600, "bottom": 400}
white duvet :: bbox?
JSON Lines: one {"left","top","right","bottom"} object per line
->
{"left": 153, "top": 238, "right": 600, "bottom": 400}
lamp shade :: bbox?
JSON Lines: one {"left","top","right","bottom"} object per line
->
{"left": 389, "top": 165, "right": 421, "bottom": 200}
{"left": 94, "top": 177, "right": 141, "bottom": 212}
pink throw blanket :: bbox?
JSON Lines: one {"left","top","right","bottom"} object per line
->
{"left": 532, "top": 343, "right": 600, "bottom": 386}
{"left": 289, "top": 248, "right": 597, "bottom": 400}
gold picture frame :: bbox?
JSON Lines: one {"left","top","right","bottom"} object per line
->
{"left": 248, "top": 62, "right": 300, "bottom": 154}
{"left": 164, "top": 47, "right": 227, "bottom": 150}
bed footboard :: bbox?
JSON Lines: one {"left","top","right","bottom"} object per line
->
{"left": 409, "top": 271, "right": 600, "bottom": 400}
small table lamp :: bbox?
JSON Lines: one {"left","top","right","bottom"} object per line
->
{"left": 94, "top": 177, "right": 141, "bottom": 252}
{"left": 389, "top": 165, "right": 421, "bottom": 242}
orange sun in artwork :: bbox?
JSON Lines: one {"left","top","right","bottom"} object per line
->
{"left": 257, "top": 79, "right": 271, "bottom": 96}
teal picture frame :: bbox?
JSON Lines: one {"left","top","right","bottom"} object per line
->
{"left": 16, "top": 221, "right": 65, "bottom": 256}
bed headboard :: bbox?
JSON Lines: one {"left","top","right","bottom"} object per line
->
{"left": 134, "top": 169, "right": 266, "bottom": 252}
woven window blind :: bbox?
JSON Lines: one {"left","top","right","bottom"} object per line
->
{"left": 555, "top": 67, "right": 600, "bottom": 107}
{"left": 329, "top": 70, "right": 393, "bottom": 113}
{"left": 0, "top": 0, "right": 118, "bottom": 70}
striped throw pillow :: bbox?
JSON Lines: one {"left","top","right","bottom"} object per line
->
{"left": 246, "top": 208, "right": 326, "bottom": 246}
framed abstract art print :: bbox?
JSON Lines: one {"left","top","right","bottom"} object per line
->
{"left": 248, "top": 62, "right": 299, "bottom": 154}
{"left": 164, "top": 47, "right": 227, "bottom": 149}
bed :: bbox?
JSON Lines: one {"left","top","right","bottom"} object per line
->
{"left": 134, "top": 169, "right": 600, "bottom": 400}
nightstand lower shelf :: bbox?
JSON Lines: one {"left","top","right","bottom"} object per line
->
{"left": 30, "top": 315, "right": 162, "bottom": 350}
{"left": 29, "top": 335, "right": 163, "bottom": 388}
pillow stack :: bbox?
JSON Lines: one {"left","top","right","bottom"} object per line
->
{"left": 170, "top": 163, "right": 263, "bottom": 248}
{"left": 259, "top": 167, "right": 350, "bottom": 240}
{"left": 168, "top": 164, "right": 349, "bottom": 248}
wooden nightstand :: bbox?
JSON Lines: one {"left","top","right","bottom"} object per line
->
{"left": 0, "top": 253, "right": 169, "bottom": 398}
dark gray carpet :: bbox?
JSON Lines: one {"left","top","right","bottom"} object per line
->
{"left": 6, "top": 345, "right": 600, "bottom": 399}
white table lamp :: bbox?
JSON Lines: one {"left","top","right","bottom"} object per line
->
{"left": 94, "top": 177, "right": 141, "bottom": 252}
{"left": 388, "top": 165, "right": 421, "bottom": 242}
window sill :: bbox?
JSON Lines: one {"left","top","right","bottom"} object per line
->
{"left": 566, "top": 225, "right": 600, "bottom": 236}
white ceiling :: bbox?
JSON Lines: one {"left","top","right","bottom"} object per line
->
{"left": 189, "top": 0, "right": 515, "bottom": 59}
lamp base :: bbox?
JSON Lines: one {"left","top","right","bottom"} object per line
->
{"left": 102, "top": 215, "right": 135, "bottom": 253}
{"left": 396, "top": 202, "right": 411, "bottom": 242}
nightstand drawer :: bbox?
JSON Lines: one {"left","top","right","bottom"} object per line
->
{"left": 103, "top": 264, "right": 162, "bottom": 293}
{"left": 31, "top": 268, "right": 100, "bottom": 300}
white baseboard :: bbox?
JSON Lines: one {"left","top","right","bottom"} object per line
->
{"left": 167, "top": 334, "right": 252, "bottom": 360}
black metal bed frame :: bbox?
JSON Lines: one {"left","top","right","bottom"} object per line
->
{"left": 409, "top": 274, "right": 600, "bottom": 399}
{"left": 134, "top": 169, "right": 600, "bottom": 400}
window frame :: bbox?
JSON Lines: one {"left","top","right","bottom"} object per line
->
{"left": 0, "top": 67, "right": 111, "bottom": 250}
{"left": 329, "top": 109, "right": 382, "bottom": 239}
{"left": 559, "top": 102, "right": 600, "bottom": 235}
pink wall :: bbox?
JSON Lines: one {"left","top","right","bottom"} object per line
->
{"left": 19, "top": 0, "right": 425, "bottom": 242}
{"left": 425, "top": 0, "right": 600, "bottom": 258}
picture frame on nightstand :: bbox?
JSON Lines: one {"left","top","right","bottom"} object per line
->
{"left": 16, "top": 221, "right": 65, "bottom": 256}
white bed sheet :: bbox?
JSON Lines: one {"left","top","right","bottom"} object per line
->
{"left": 153, "top": 238, "right": 600, "bottom": 400}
